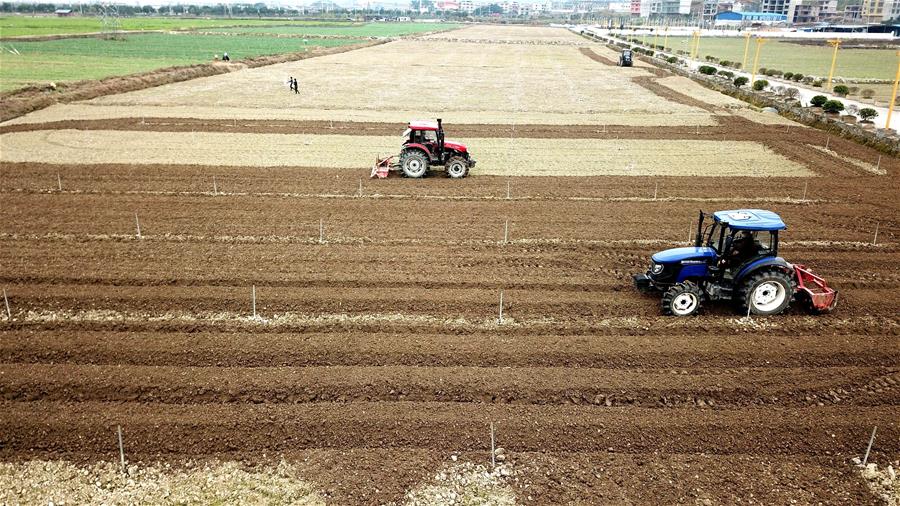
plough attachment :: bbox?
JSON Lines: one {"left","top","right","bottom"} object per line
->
{"left": 793, "top": 264, "right": 838, "bottom": 313}
{"left": 371, "top": 155, "right": 394, "bottom": 179}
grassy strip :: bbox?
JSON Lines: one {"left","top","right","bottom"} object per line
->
{"left": 663, "top": 36, "right": 897, "bottom": 81}
{"left": 206, "top": 22, "right": 460, "bottom": 37}
{"left": 0, "top": 34, "right": 354, "bottom": 91}
{"left": 0, "top": 15, "right": 351, "bottom": 37}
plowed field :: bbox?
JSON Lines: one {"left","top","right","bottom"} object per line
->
{"left": 1, "top": 24, "right": 898, "bottom": 505}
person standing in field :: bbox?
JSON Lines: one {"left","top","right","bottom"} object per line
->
{"left": 223, "top": 52, "right": 230, "bottom": 62}
{"left": 293, "top": 77, "right": 299, "bottom": 94}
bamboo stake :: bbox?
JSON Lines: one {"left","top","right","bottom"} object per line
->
{"left": 117, "top": 425, "right": 125, "bottom": 472}
{"left": 503, "top": 220, "right": 509, "bottom": 244}
{"left": 490, "top": 422, "right": 496, "bottom": 468}
{"left": 873, "top": 222, "right": 879, "bottom": 245}
{"left": 498, "top": 291, "right": 504, "bottom": 324}
{"left": 319, "top": 219, "right": 324, "bottom": 244}
{"left": 252, "top": 285, "right": 257, "bottom": 318}
{"left": 802, "top": 181, "right": 808, "bottom": 201}
{"left": 653, "top": 182, "right": 658, "bottom": 200}
{"left": 213, "top": 176, "right": 218, "bottom": 195}
{"left": 2, "top": 289, "right": 10, "bottom": 321}
{"left": 57, "top": 173, "right": 62, "bottom": 192}
{"left": 134, "top": 213, "right": 141, "bottom": 239}
{"left": 862, "top": 426, "right": 877, "bottom": 466}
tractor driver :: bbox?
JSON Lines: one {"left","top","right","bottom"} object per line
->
{"left": 722, "top": 230, "right": 759, "bottom": 269}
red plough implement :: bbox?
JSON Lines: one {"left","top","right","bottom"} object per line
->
{"left": 371, "top": 156, "right": 394, "bottom": 179}
{"left": 794, "top": 264, "right": 838, "bottom": 313}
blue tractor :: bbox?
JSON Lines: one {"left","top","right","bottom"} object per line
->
{"left": 633, "top": 209, "right": 837, "bottom": 316}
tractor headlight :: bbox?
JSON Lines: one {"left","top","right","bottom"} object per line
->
{"left": 651, "top": 263, "right": 664, "bottom": 275}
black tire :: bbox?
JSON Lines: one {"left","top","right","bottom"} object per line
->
{"left": 661, "top": 281, "right": 702, "bottom": 316}
{"left": 445, "top": 156, "right": 469, "bottom": 179}
{"left": 739, "top": 269, "right": 794, "bottom": 316}
{"left": 400, "top": 149, "right": 428, "bottom": 178}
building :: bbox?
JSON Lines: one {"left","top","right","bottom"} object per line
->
{"left": 761, "top": 0, "right": 836, "bottom": 22}
{"left": 459, "top": 0, "right": 475, "bottom": 12}
{"left": 861, "top": 0, "right": 900, "bottom": 21}
{"left": 786, "top": 0, "right": 837, "bottom": 23}
{"left": 55, "top": 8, "right": 73, "bottom": 16}
{"left": 714, "top": 10, "right": 788, "bottom": 24}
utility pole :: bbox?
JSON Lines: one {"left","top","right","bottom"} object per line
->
{"left": 750, "top": 37, "right": 767, "bottom": 85}
{"left": 886, "top": 51, "right": 900, "bottom": 130}
{"left": 826, "top": 39, "right": 842, "bottom": 90}
{"left": 741, "top": 31, "right": 752, "bottom": 69}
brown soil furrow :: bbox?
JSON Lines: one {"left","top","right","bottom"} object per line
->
{"left": 4, "top": 282, "right": 898, "bottom": 321}
{"left": 1, "top": 193, "right": 896, "bottom": 243}
{"left": 3, "top": 330, "right": 897, "bottom": 369}
{"left": 630, "top": 75, "right": 719, "bottom": 113}
{"left": 578, "top": 47, "right": 618, "bottom": 66}
{"left": 2, "top": 163, "right": 895, "bottom": 198}
{"left": 1, "top": 401, "right": 897, "bottom": 458}
{"left": 1, "top": 364, "right": 895, "bottom": 408}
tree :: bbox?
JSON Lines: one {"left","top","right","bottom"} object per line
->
{"left": 666, "top": 56, "right": 678, "bottom": 64}
{"left": 833, "top": 85, "right": 850, "bottom": 97}
{"left": 784, "top": 88, "right": 800, "bottom": 100}
{"left": 810, "top": 95, "right": 828, "bottom": 107}
{"left": 792, "top": 73, "right": 803, "bottom": 82}
{"left": 783, "top": 72, "right": 794, "bottom": 80}
{"left": 698, "top": 65, "right": 717, "bottom": 75}
{"left": 859, "top": 108, "right": 878, "bottom": 121}
{"left": 733, "top": 76, "right": 749, "bottom": 87}
{"left": 822, "top": 100, "right": 845, "bottom": 114}
{"left": 752, "top": 79, "right": 769, "bottom": 91}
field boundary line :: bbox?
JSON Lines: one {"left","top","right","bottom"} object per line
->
{"left": 0, "top": 187, "right": 829, "bottom": 205}
{"left": 0, "top": 232, "right": 892, "bottom": 250}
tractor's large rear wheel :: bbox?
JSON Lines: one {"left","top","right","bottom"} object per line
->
{"left": 400, "top": 150, "right": 428, "bottom": 178}
{"left": 445, "top": 156, "right": 469, "bottom": 179}
{"left": 740, "top": 269, "right": 794, "bottom": 315}
{"left": 661, "top": 281, "right": 702, "bottom": 316}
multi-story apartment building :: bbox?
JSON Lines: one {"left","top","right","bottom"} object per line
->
{"left": 762, "top": 0, "right": 837, "bottom": 22}
{"left": 861, "top": 0, "right": 900, "bottom": 21}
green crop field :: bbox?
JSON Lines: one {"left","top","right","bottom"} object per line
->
{"left": 207, "top": 22, "right": 460, "bottom": 37}
{"left": 0, "top": 16, "right": 349, "bottom": 38}
{"left": 663, "top": 36, "right": 897, "bottom": 81}
{"left": 0, "top": 33, "right": 355, "bottom": 91}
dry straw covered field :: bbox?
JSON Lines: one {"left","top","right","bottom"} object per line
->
{"left": 1, "top": 23, "right": 899, "bottom": 505}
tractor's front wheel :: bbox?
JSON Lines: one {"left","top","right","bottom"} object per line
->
{"left": 445, "top": 156, "right": 469, "bottom": 179}
{"left": 740, "top": 269, "right": 794, "bottom": 315}
{"left": 661, "top": 281, "right": 702, "bottom": 316}
{"left": 400, "top": 150, "right": 429, "bottom": 178}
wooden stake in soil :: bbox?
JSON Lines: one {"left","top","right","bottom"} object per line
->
{"left": 57, "top": 173, "right": 62, "bottom": 192}
{"left": 490, "top": 422, "right": 496, "bottom": 469}
{"left": 801, "top": 181, "right": 808, "bottom": 201}
{"left": 862, "top": 426, "right": 877, "bottom": 466}
{"left": 117, "top": 425, "right": 125, "bottom": 472}
{"left": 876, "top": 155, "right": 881, "bottom": 172}
{"left": 252, "top": 285, "right": 257, "bottom": 318}
{"left": 319, "top": 219, "right": 324, "bottom": 244}
{"left": 213, "top": 176, "right": 218, "bottom": 196}
{"left": 506, "top": 180, "right": 511, "bottom": 200}
{"left": 498, "top": 290, "right": 504, "bottom": 324}
{"left": 825, "top": 136, "right": 830, "bottom": 150}
{"left": 2, "top": 288, "right": 10, "bottom": 321}
{"left": 873, "top": 222, "right": 879, "bottom": 246}
{"left": 357, "top": 178, "right": 363, "bottom": 198}
{"left": 503, "top": 219, "right": 509, "bottom": 244}
{"left": 134, "top": 213, "right": 141, "bottom": 239}
{"left": 687, "top": 220, "right": 693, "bottom": 245}
{"left": 653, "top": 182, "right": 658, "bottom": 200}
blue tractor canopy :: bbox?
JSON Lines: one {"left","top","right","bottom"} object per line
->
{"left": 712, "top": 209, "right": 786, "bottom": 231}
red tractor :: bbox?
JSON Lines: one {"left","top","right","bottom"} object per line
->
{"left": 372, "top": 119, "right": 476, "bottom": 179}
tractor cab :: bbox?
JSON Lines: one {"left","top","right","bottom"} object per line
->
{"left": 618, "top": 49, "right": 633, "bottom": 67}
{"left": 633, "top": 209, "right": 837, "bottom": 316}
{"left": 404, "top": 120, "right": 443, "bottom": 153}
{"left": 700, "top": 210, "right": 783, "bottom": 276}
